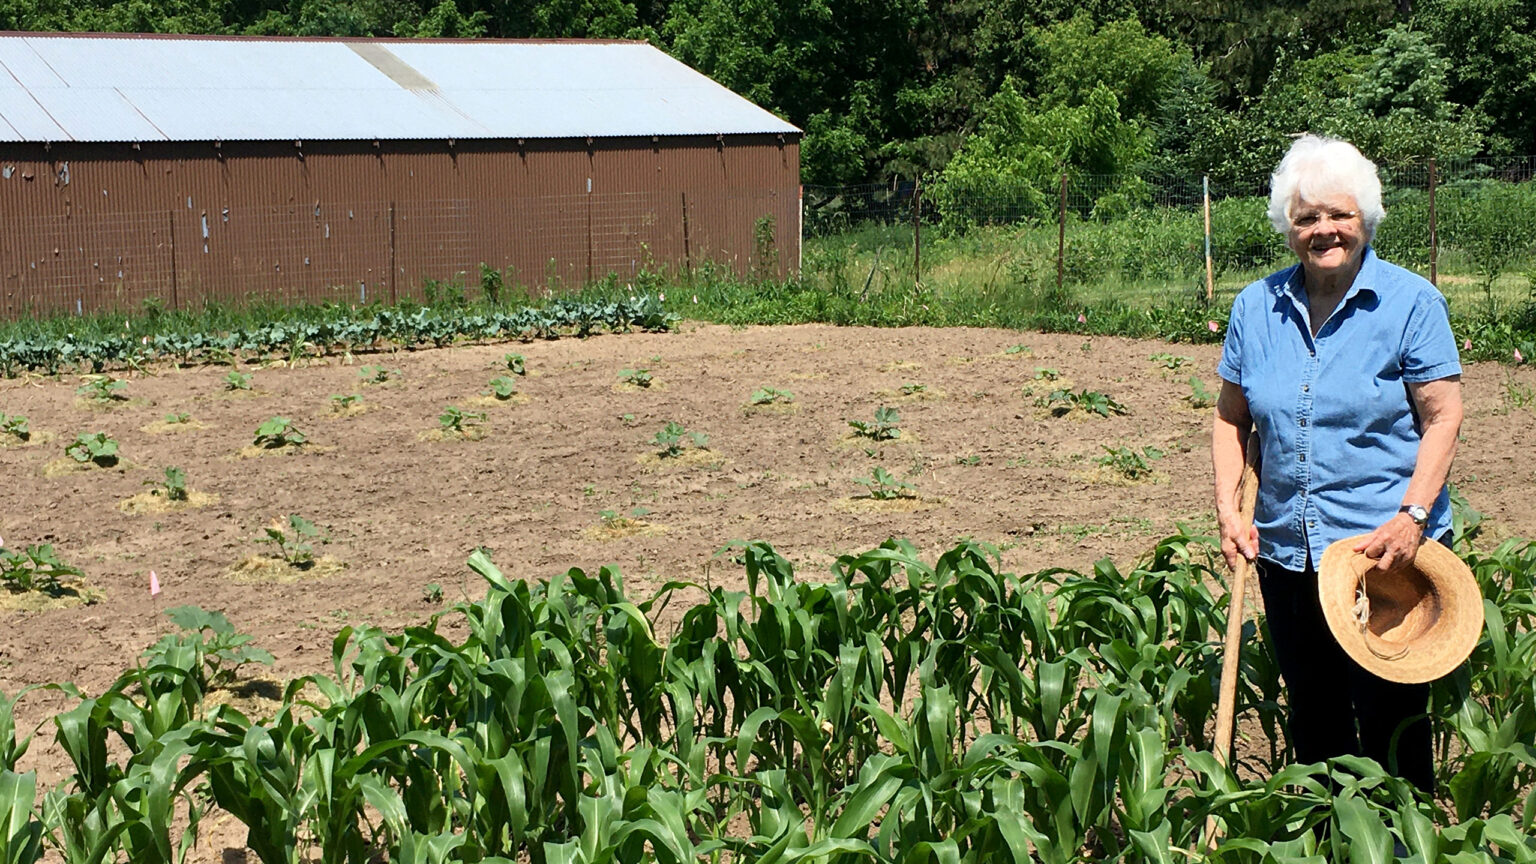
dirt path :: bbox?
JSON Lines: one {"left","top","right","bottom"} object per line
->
{"left": 2, "top": 322, "right": 1533, "bottom": 789}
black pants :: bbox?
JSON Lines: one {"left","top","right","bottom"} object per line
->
{"left": 1255, "top": 558, "right": 1435, "bottom": 794}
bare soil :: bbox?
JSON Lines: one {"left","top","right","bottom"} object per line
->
{"left": 2, "top": 321, "right": 1533, "bottom": 794}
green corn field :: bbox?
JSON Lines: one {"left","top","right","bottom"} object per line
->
{"left": 2, "top": 522, "right": 1534, "bottom": 862}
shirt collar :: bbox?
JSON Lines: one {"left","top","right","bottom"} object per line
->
{"left": 1278, "top": 246, "right": 1382, "bottom": 305}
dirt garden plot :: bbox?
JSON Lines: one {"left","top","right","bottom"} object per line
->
{"left": 2, "top": 322, "right": 1534, "bottom": 780}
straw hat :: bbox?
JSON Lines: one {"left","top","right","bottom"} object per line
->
{"left": 1317, "top": 536, "right": 1484, "bottom": 684}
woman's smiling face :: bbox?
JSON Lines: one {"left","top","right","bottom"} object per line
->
{"left": 1286, "top": 191, "right": 1366, "bottom": 282}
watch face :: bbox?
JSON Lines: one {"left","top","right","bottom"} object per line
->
{"left": 1406, "top": 505, "right": 1429, "bottom": 525}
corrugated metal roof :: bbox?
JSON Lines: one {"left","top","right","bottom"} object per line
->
{"left": 0, "top": 34, "right": 800, "bottom": 142}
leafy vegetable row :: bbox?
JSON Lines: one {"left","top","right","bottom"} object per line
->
{"left": 0, "top": 296, "right": 674, "bottom": 376}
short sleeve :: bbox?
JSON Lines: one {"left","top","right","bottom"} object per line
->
{"left": 1401, "top": 291, "right": 1462, "bottom": 382}
{"left": 1217, "top": 293, "right": 1245, "bottom": 385}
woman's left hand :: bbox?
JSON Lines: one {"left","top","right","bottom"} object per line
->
{"left": 1352, "top": 513, "right": 1423, "bottom": 571}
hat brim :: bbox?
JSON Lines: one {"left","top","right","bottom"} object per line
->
{"left": 1317, "top": 536, "right": 1484, "bottom": 684}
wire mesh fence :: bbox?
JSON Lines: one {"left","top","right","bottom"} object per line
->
{"left": 803, "top": 156, "right": 1536, "bottom": 304}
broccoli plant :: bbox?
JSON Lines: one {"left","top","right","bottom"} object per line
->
{"left": 848, "top": 406, "right": 902, "bottom": 441}
{"left": 142, "top": 605, "right": 275, "bottom": 689}
{"left": 66, "top": 432, "right": 119, "bottom": 467}
{"left": 146, "top": 466, "right": 189, "bottom": 502}
{"left": 0, "top": 543, "right": 83, "bottom": 595}
{"left": 0, "top": 414, "right": 29, "bottom": 442}
{"left": 259, "top": 514, "right": 326, "bottom": 569}
{"left": 254, "top": 417, "right": 307, "bottom": 449}
{"left": 652, "top": 421, "right": 708, "bottom": 458}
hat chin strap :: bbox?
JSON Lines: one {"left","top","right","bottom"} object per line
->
{"left": 1354, "top": 571, "right": 1410, "bottom": 662}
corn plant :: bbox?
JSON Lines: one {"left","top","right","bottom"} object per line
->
{"left": 854, "top": 466, "right": 916, "bottom": 499}
{"left": 0, "top": 414, "right": 28, "bottom": 442}
{"left": 652, "top": 421, "right": 707, "bottom": 457}
{"left": 65, "top": 432, "right": 119, "bottom": 466}
{"left": 0, "top": 544, "right": 83, "bottom": 595}
{"left": 749, "top": 387, "right": 794, "bottom": 405}
{"left": 619, "top": 368, "right": 653, "bottom": 388}
{"left": 253, "top": 417, "right": 306, "bottom": 449}
{"left": 438, "top": 405, "right": 486, "bottom": 434}
{"left": 223, "top": 370, "right": 252, "bottom": 391}
{"left": 504, "top": 353, "right": 526, "bottom": 375}
{"left": 259, "top": 515, "right": 324, "bottom": 568}
{"left": 1097, "top": 445, "right": 1164, "bottom": 480}
{"left": 848, "top": 406, "right": 902, "bottom": 440}
{"left": 1186, "top": 375, "right": 1216, "bottom": 408}
{"left": 144, "top": 466, "right": 188, "bottom": 502}
{"left": 76, "top": 375, "right": 126, "bottom": 403}
{"left": 485, "top": 376, "right": 518, "bottom": 400}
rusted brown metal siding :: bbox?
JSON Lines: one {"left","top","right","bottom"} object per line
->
{"left": 0, "top": 134, "right": 800, "bottom": 318}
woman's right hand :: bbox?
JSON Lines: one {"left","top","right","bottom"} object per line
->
{"left": 1218, "top": 512, "right": 1258, "bottom": 572}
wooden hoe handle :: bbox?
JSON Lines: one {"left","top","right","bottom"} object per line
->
{"left": 1205, "top": 430, "right": 1261, "bottom": 848}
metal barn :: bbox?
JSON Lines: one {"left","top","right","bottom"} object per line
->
{"left": 0, "top": 33, "right": 801, "bottom": 318}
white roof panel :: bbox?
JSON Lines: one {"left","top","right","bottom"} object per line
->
{"left": 0, "top": 34, "right": 799, "bottom": 142}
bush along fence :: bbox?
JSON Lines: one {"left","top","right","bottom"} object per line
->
{"left": 2, "top": 520, "right": 1535, "bottom": 862}
{"left": 805, "top": 156, "right": 1536, "bottom": 305}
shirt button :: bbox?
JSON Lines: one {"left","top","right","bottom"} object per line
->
{"left": 1302, "top": 384, "right": 1310, "bottom": 392}
{"left": 1299, "top": 453, "right": 1307, "bottom": 462}
{"left": 1299, "top": 418, "right": 1307, "bottom": 427}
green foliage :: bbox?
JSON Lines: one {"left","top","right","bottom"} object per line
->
{"left": 1096, "top": 444, "right": 1164, "bottom": 479}
{"left": 76, "top": 375, "right": 126, "bottom": 404}
{"left": 749, "top": 387, "right": 794, "bottom": 405}
{"left": 1004, "top": 343, "right": 1032, "bottom": 354}
{"left": 930, "top": 77, "right": 1151, "bottom": 225}
{"left": 421, "top": 583, "right": 444, "bottom": 604}
{"left": 651, "top": 421, "right": 708, "bottom": 457}
{"left": 259, "top": 515, "right": 325, "bottom": 568}
{"left": 438, "top": 406, "right": 486, "bottom": 434}
{"left": 1149, "top": 352, "right": 1191, "bottom": 370}
{"left": 854, "top": 466, "right": 917, "bottom": 499}
{"left": 503, "top": 353, "right": 527, "bottom": 376}
{"left": 618, "top": 368, "right": 653, "bottom": 388}
{"left": 142, "top": 605, "right": 274, "bottom": 689}
{"left": 1185, "top": 376, "right": 1217, "bottom": 408}
{"left": 898, "top": 382, "right": 926, "bottom": 396}
{"left": 0, "top": 414, "right": 29, "bottom": 442}
{"left": 1039, "top": 388, "right": 1129, "bottom": 417}
{"left": 329, "top": 394, "right": 359, "bottom": 412}
{"left": 484, "top": 376, "right": 519, "bottom": 400}
{"left": 65, "top": 432, "right": 119, "bottom": 467}
{"left": 223, "top": 371, "right": 253, "bottom": 391}
{"left": 146, "top": 467, "right": 188, "bottom": 502}
{"left": 0, "top": 543, "right": 82, "bottom": 595}
{"left": 357, "top": 365, "right": 400, "bottom": 385}
{"left": 848, "top": 405, "right": 903, "bottom": 440}
{"left": 161, "top": 412, "right": 191, "bottom": 425}
{"left": 1034, "top": 367, "right": 1061, "bottom": 380}
{"left": 0, "top": 529, "right": 1535, "bottom": 859}
{"left": 253, "top": 417, "right": 306, "bottom": 449}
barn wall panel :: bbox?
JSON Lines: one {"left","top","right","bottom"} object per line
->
{"left": 0, "top": 134, "right": 800, "bottom": 319}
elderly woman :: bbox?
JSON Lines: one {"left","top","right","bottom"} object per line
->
{"left": 1212, "top": 134, "right": 1463, "bottom": 793}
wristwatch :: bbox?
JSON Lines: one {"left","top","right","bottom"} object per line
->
{"left": 1400, "top": 504, "right": 1429, "bottom": 529}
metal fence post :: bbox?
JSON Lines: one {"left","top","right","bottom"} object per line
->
{"left": 913, "top": 176, "right": 922, "bottom": 288}
{"left": 1057, "top": 172, "right": 1067, "bottom": 297}
{"left": 1203, "top": 175, "right": 1214, "bottom": 302}
{"left": 1428, "top": 158, "right": 1439, "bottom": 289}
{"left": 388, "top": 202, "right": 398, "bottom": 304}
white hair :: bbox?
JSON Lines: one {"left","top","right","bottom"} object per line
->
{"left": 1266, "top": 135, "right": 1385, "bottom": 240}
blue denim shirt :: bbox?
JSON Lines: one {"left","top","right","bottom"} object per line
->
{"left": 1218, "top": 247, "right": 1462, "bottom": 571}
